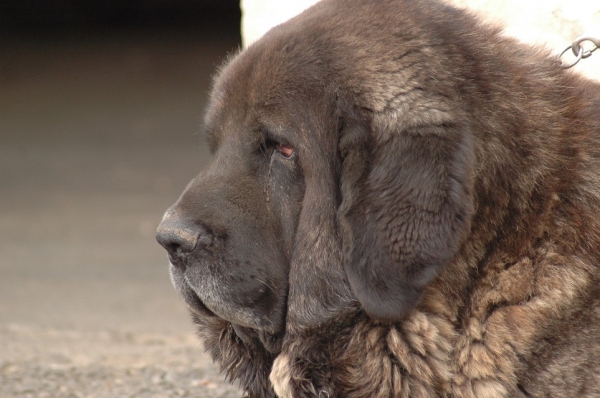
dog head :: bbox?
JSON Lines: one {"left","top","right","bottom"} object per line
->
{"left": 157, "top": 0, "right": 476, "bottom": 352}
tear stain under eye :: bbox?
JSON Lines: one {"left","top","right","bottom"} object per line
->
{"left": 265, "top": 156, "right": 275, "bottom": 202}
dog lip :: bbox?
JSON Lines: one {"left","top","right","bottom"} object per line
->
{"left": 169, "top": 262, "right": 216, "bottom": 318}
{"left": 184, "top": 285, "right": 216, "bottom": 318}
{"left": 187, "top": 295, "right": 216, "bottom": 318}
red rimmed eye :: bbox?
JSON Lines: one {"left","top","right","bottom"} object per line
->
{"left": 276, "top": 144, "right": 295, "bottom": 159}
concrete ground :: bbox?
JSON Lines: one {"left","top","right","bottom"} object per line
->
{"left": 0, "top": 16, "right": 243, "bottom": 398}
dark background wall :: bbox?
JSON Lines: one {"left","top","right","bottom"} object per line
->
{"left": 0, "top": 1, "right": 240, "bottom": 26}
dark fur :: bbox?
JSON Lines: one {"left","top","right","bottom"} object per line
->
{"left": 156, "top": 0, "right": 600, "bottom": 396}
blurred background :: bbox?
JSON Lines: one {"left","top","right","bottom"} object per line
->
{"left": 0, "top": 0, "right": 241, "bottom": 333}
{"left": 0, "top": 1, "right": 244, "bottom": 397}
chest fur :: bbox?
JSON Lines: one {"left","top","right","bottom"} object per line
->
{"left": 271, "top": 248, "right": 592, "bottom": 398}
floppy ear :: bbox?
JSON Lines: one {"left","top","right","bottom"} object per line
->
{"left": 338, "top": 110, "right": 474, "bottom": 322}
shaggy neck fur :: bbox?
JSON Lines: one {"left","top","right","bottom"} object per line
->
{"left": 270, "top": 56, "right": 600, "bottom": 398}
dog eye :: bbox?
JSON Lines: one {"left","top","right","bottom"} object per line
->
{"left": 276, "top": 143, "right": 295, "bottom": 159}
{"left": 259, "top": 136, "right": 295, "bottom": 160}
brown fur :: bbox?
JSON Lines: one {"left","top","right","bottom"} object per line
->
{"left": 156, "top": 0, "right": 600, "bottom": 396}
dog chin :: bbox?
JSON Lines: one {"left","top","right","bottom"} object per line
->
{"left": 169, "top": 262, "right": 285, "bottom": 336}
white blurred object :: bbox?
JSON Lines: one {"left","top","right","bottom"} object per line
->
{"left": 449, "top": 0, "right": 600, "bottom": 80}
{"left": 240, "top": 0, "right": 321, "bottom": 47}
{"left": 240, "top": 0, "right": 599, "bottom": 81}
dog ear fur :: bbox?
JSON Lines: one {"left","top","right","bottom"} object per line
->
{"left": 338, "top": 107, "right": 474, "bottom": 322}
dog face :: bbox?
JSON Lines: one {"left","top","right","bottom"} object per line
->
{"left": 157, "top": 95, "right": 306, "bottom": 348}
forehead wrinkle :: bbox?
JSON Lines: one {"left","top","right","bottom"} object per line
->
{"left": 205, "top": 31, "right": 317, "bottom": 153}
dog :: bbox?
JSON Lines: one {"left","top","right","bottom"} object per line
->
{"left": 156, "top": 0, "right": 600, "bottom": 396}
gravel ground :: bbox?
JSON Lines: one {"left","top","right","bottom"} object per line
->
{"left": 0, "top": 15, "right": 244, "bottom": 398}
{"left": 0, "top": 324, "right": 240, "bottom": 398}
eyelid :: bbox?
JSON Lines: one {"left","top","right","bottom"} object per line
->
{"left": 259, "top": 137, "right": 276, "bottom": 157}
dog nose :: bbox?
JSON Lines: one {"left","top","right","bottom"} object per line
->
{"left": 156, "top": 223, "right": 199, "bottom": 256}
{"left": 156, "top": 205, "right": 219, "bottom": 265}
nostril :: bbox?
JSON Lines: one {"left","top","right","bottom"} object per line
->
{"left": 165, "top": 242, "right": 183, "bottom": 257}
